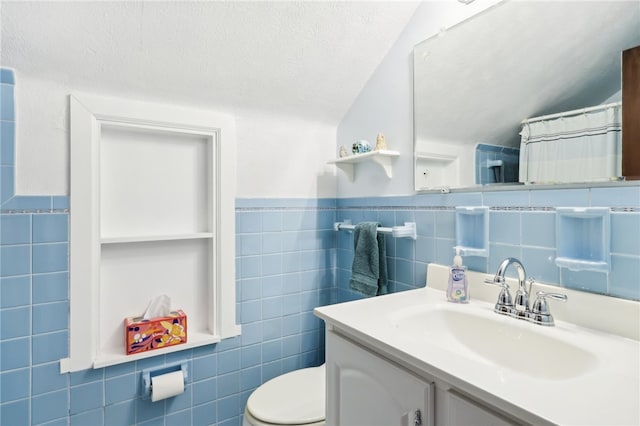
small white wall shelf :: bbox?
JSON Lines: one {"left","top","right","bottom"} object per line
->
{"left": 329, "top": 150, "right": 400, "bottom": 181}
{"left": 64, "top": 93, "right": 241, "bottom": 373}
{"left": 555, "top": 207, "right": 611, "bottom": 273}
{"left": 455, "top": 206, "right": 489, "bottom": 257}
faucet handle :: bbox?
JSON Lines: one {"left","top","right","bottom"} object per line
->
{"left": 484, "top": 276, "right": 514, "bottom": 315}
{"left": 529, "top": 291, "right": 567, "bottom": 326}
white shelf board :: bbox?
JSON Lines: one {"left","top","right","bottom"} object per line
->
{"left": 92, "top": 331, "right": 221, "bottom": 369}
{"left": 101, "top": 233, "right": 214, "bottom": 244}
{"left": 328, "top": 150, "right": 400, "bottom": 181}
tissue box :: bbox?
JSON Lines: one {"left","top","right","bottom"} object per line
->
{"left": 124, "top": 310, "right": 187, "bottom": 355}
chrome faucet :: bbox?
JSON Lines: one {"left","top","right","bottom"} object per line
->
{"left": 484, "top": 257, "right": 567, "bottom": 325}
{"left": 484, "top": 257, "right": 531, "bottom": 318}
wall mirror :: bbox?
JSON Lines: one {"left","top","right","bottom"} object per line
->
{"left": 413, "top": 0, "right": 640, "bottom": 192}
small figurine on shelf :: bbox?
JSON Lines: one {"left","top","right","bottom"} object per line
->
{"left": 339, "top": 145, "right": 349, "bottom": 158}
{"left": 374, "top": 133, "right": 387, "bottom": 151}
{"left": 352, "top": 140, "right": 372, "bottom": 154}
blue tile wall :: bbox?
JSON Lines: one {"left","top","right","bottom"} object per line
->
{"left": 475, "top": 144, "right": 520, "bottom": 185}
{"left": 1, "top": 66, "right": 640, "bottom": 426}
{"left": 335, "top": 191, "right": 640, "bottom": 303}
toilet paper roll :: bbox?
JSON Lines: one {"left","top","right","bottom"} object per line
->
{"left": 151, "top": 370, "right": 185, "bottom": 402}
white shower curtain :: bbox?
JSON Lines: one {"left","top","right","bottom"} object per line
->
{"left": 519, "top": 103, "right": 622, "bottom": 184}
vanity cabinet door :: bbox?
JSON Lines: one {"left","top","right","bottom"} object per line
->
{"left": 326, "top": 330, "right": 435, "bottom": 426}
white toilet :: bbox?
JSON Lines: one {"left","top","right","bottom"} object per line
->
{"left": 243, "top": 364, "right": 326, "bottom": 426}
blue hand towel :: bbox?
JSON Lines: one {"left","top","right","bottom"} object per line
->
{"left": 349, "top": 222, "right": 388, "bottom": 297}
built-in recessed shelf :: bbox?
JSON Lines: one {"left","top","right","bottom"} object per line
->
{"left": 101, "top": 233, "right": 214, "bottom": 245}
{"left": 328, "top": 150, "right": 400, "bottom": 181}
{"left": 555, "top": 207, "right": 610, "bottom": 272}
{"left": 91, "top": 332, "right": 221, "bottom": 369}
{"left": 455, "top": 206, "right": 489, "bottom": 257}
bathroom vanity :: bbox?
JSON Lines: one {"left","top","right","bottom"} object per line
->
{"left": 314, "top": 264, "right": 640, "bottom": 426}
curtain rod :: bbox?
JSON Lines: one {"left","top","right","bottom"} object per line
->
{"left": 521, "top": 102, "right": 621, "bottom": 125}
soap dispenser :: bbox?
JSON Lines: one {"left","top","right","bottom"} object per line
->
{"left": 447, "top": 248, "right": 468, "bottom": 303}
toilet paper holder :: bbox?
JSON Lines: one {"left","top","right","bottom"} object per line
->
{"left": 141, "top": 361, "right": 189, "bottom": 400}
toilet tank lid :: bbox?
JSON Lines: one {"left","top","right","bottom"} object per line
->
{"left": 246, "top": 364, "right": 326, "bottom": 425}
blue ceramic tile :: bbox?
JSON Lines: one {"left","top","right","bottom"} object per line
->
{"left": 489, "top": 211, "right": 521, "bottom": 245}
{"left": 1, "top": 337, "right": 30, "bottom": 370}
{"left": 31, "top": 389, "right": 68, "bottom": 425}
{"left": 1, "top": 306, "right": 30, "bottom": 339}
{"left": 261, "top": 211, "right": 282, "bottom": 232}
{"left": 521, "top": 247, "right": 559, "bottom": 285}
{"left": 262, "top": 233, "right": 282, "bottom": 254}
{"left": 236, "top": 211, "right": 261, "bottom": 233}
{"left": 218, "top": 394, "right": 241, "bottom": 421}
{"left": 395, "top": 258, "right": 414, "bottom": 285}
{"left": 261, "top": 360, "right": 282, "bottom": 383}
{"left": 282, "top": 293, "right": 301, "bottom": 315}
{"left": 32, "top": 330, "right": 68, "bottom": 364}
{"left": 301, "top": 330, "right": 320, "bottom": 352}
{"left": 104, "top": 400, "right": 135, "bottom": 426}
{"left": 70, "top": 366, "right": 104, "bottom": 385}
{"left": 0, "top": 368, "right": 29, "bottom": 402}
{"left": 530, "top": 188, "right": 589, "bottom": 207}
{"left": 239, "top": 256, "right": 260, "bottom": 279}
{"left": 32, "top": 362, "right": 68, "bottom": 395}
{"left": 240, "top": 300, "right": 261, "bottom": 324}
{"left": 70, "top": 381, "right": 104, "bottom": 415}
{"left": 414, "top": 211, "right": 435, "bottom": 237}
{"left": 32, "top": 301, "right": 68, "bottom": 334}
{"left": 261, "top": 275, "right": 282, "bottom": 297}
{"left": 32, "top": 272, "right": 68, "bottom": 303}
{"left": 0, "top": 245, "right": 30, "bottom": 277}
{"left": 166, "top": 410, "right": 192, "bottom": 426}
{"left": 262, "top": 297, "right": 282, "bottom": 320}
{"left": 0, "top": 68, "right": 15, "bottom": 85}
{"left": 282, "top": 334, "right": 301, "bottom": 358}
{"left": 217, "top": 371, "right": 240, "bottom": 399}
{"left": 135, "top": 396, "right": 164, "bottom": 424}
{"left": 1, "top": 195, "right": 52, "bottom": 211}
{"left": 282, "top": 252, "right": 301, "bottom": 274}
{"left": 192, "top": 400, "right": 216, "bottom": 426}
{"left": 240, "top": 278, "right": 261, "bottom": 302}
{"left": 240, "top": 365, "right": 261, "bottom": 391}
{"left": 32, "top": 243, "right": 68, "bottom": 273}
{"left": 0, "top": 122, "right": 15, "bottom": 166}
{"left": 609, "top": 255, "right": 640, "bottom": 300}
{"left": 262, "top": 318, "right": 282, "bottom": 341}
{"left": 165, "top": 384, "right": 192, "bottom": 414}
{"left": 415, "top": 236, "right": 435, "bottom": 263}
{"left": 52, "top": 196, "right": 70, "bottom": 210}
{"left": 488, "top": 243, "right": 523, "bottom": 274}
{"left": 521, "top": 211, "right": 555, "bottom": 248}
{"left": 239, "top": 234, "right": 261, "bottom": 256}
{"left": 33, "top": 214, "right": 68, "bottom": 243}
{"left": 1, "top": 399, "right": 29, "bottom": 426}
{"left": 591, "top": 186, "right": 640, "bottom": 208}
{"left": 105, "top": 361, "right": 135, "bottom": 379}
{"left": 1, "top": 83, "right": 15, "bottom": 121}
{"left": 240, "top": 344, "right": 261, "bottom": 369}
{"left": 611, "top": 212, "right": 640, "bottom": 255}
{"left": 70, "top": 408, "right": 104, "bottom": 426}
{"left": 561, "top": 268, "right": 607, "bottom": 295}
{"left": 193, "top": 377, "right": 217, "bottom": 405}
{"left": 261, "top": 253, "right": 282, "bottom": 276}
{"left": 217, "top": 348, "right": 240, "bottom": 375}
{"left": 0, "top": 214, "right": 31, "bottom": 245}
{"left": 0, "top": 165, "right": 14, "bottom": 203}
{"left": 482, "top": 190, "right": 529, "bottom": 207}
{"left": 262, "top": 339, "right": 281, "bottom": 363}
{"left": 434, "top": 211, "right": 455, "bottom": 238}
{"left": 104, "top": 373, "right": 137, "bottom": 405}
{"left": 0, "top": 275, "right": 30, "bottom": 307}
{"left": 240, "top": 322, "right": 262, "bottom": 346}
{"left": 192, "top": 353, "right": 217, "bottom": 381}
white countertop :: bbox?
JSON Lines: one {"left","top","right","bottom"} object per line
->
{"left": 314, "top": 266, "right": 640, "bottom": 426}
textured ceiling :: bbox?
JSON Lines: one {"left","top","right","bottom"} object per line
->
{"left": 0, "top": 1, "right": 420, "bottom": 124}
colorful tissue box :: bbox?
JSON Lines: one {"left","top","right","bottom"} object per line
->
{"left": 124, "top": 310, "right": 187, "bottom": 355}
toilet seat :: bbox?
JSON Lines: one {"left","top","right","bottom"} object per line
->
{"left": 244, "top": 364, "right": 326, "bottom": 426}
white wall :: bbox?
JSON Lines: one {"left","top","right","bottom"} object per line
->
{"left": 336, "top": 1, "right": 501, "bottom": 198}
{"left": 13, "top": 73, "right": 337, "bottom": 199}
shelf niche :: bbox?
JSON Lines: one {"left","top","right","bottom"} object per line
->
{"left": 64, "top": 94, "right": 240, "bottom": 372}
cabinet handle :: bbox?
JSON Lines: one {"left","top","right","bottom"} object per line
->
{"left": 413, "top": 409, "right": 422, "bottom": 426}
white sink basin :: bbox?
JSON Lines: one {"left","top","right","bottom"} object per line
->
{"left": 388, "top": 305, "right": 598, "bottom": 380}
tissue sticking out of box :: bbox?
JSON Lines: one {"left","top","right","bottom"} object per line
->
{"left": 143, "top": 294, "right": 171, "bottom": 319}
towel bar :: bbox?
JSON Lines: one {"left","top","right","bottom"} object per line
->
{"left": 334, "top": 220, "right": 417, "bottom": 240}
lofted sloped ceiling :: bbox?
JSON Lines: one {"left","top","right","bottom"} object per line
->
{"left": 0, "top": 1, "right": 420, "bottom": 124}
